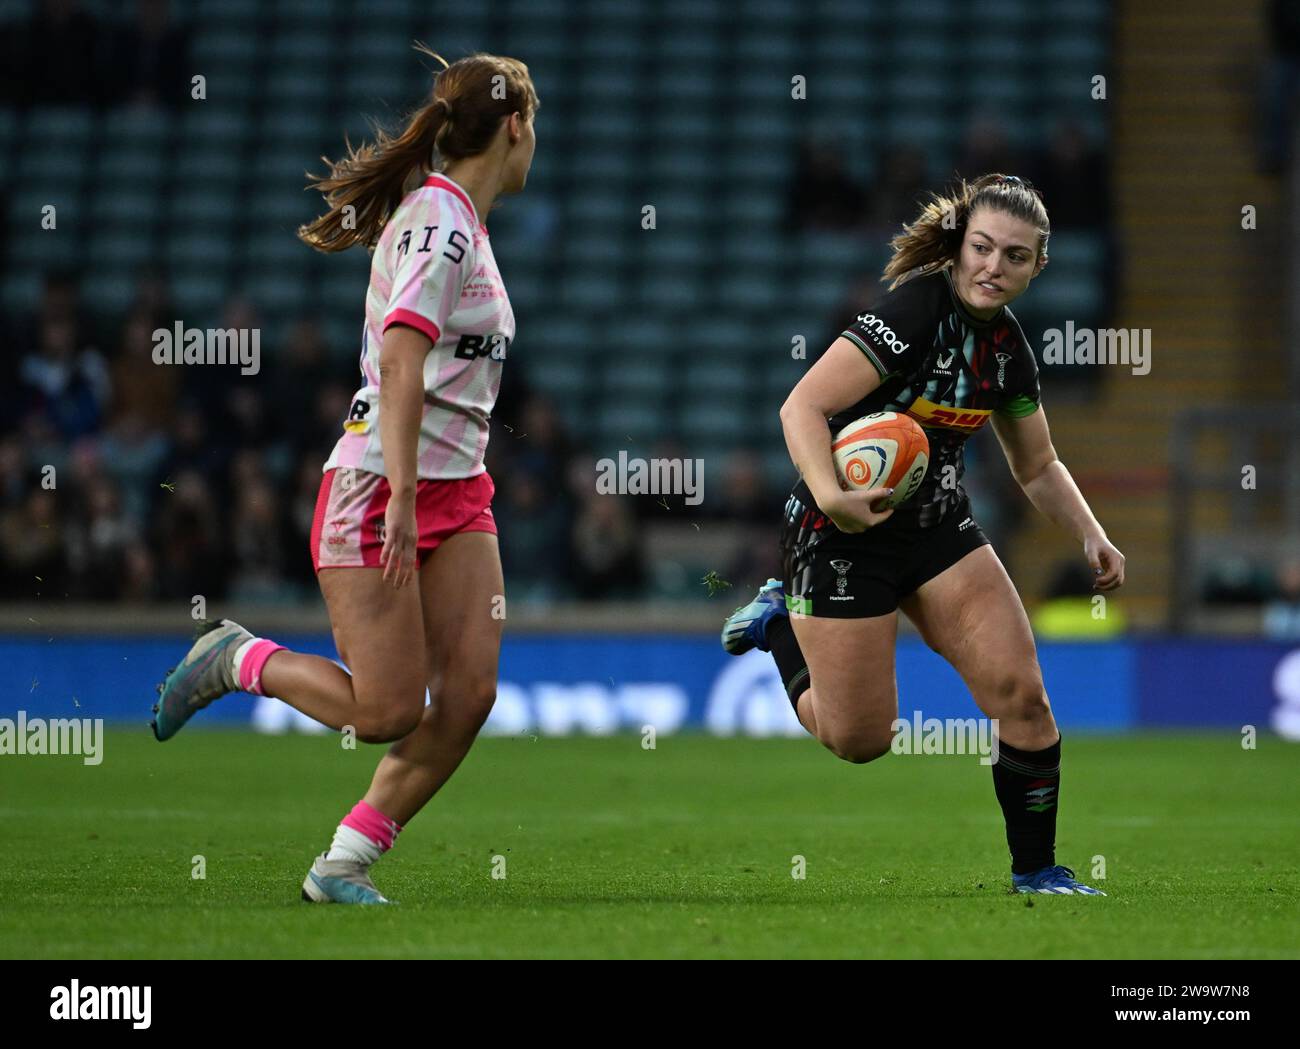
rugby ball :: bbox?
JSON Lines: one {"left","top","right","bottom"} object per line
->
{"left": 831, "top": 411, "right": 930, "bottom": 509}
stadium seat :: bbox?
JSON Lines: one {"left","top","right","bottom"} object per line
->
{"left": 678, "top": 396, "right": 748, "bottom": 446}
{"left": 194, "top": 0, "right": 261, "bottom": 18}
{"left": 165, "top": 230, "right": 236, "bottom": 272}
{"left": 683, "top": 360, "right": 749, "bottom": 401}
{"left": 82, "top": 272, "right": 144, "bottom": 317}
{"left": 249, "top": 270, "right": 309, "bottom": 315}
{"left": 735, "top": 31, "right": 801, "bottom": 66}
{"left": 264, "top": 69, "right": 333, "bottom": 108}
{"left": 10, "top": 197, "right": 83, "bottom": 270}
{"left": 636, "top": 274, "right": 705, "bottom": 311}
{"left": 652, "top": 68, "right": 719, "bottom": 108}
{"left": 602, "top": 358, "right": 672, "bottom": 400}
{"left": 657, "top": 0, "right": 728, "bottom": 26}
{"left": 529, "top": 358, "right": 593, "bottom": 404}
{"left": 102, "top": 108, "right": 174, "bottom": 144}
{"left": 19, "top": 143, "right": 88, "bottom": 190}
{"left": 97, "top": 143, "right": 164, "bottom": 185}
{"left": 612, "top": 314, "right": 678, "bottom": 354}
{"left": 720, "top": 189, "right": 783, "bottom": 228}
{"left": 595, "top": 402, "right": 664, "bottom": 447}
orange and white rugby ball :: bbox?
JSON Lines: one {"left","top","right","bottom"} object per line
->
{"left": 831, "top": 411, "right": 930, "bottom": 509}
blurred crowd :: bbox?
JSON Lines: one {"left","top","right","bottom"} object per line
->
{"left": 0, "top": 271, "right": 787, "bottom": 606}
{"left": 786, "top": 115, "right": 1111, "bottom": 237}
{"left": 0, "top": 0, "right": 1130, "bottom": 613}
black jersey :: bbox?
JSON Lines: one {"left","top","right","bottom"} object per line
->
{"left": 800, "top": 268, "right": 1041, "bottom": 528}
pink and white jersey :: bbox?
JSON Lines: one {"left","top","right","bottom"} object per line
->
{"left": 323, "top": 173, "right": 514, "bottom": 480}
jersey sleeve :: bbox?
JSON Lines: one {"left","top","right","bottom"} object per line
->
{"left": 382, "top": 195, "right": 476, "bottom": 345}
{"left": 839, "top": 275, "right": 935, "bottom": 382}
{"left": 996, "top": 312, "right": 1042, "bottom": 418}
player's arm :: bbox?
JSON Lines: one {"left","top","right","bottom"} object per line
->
{"left": 378, "top": 325, "right": 430, "bottom": 495}
{"left": 779, "top": 337, "right": 895, "bottom": 533}
{"left": 991, "top": 407, "right": 1126, "bottom": 590}
{"left": 375, "top": 324, "right": 429, "bottom": 589}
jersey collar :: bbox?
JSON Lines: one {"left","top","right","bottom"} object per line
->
{"left": 423, "top": 172, "right": 488, "bottom": 234}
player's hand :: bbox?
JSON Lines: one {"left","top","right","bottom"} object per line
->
{"left": 380, "top": 490, "right": 419, "bottom": 589}
{"left": 822, "top": 487, "right": 896, "bottom": 533}
{"left": 1085, "top": 534, "right": 1125, "bottom": 591}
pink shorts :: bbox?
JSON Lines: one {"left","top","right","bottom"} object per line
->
{"left": 310, "top": 467, "right": 497, "bottom": 572}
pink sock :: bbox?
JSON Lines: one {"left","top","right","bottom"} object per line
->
{"left": 235, "top": 638, "right": 285, "bottom": 695}
{"left": 340, "top": 800, "right": 402, "bottom": 852}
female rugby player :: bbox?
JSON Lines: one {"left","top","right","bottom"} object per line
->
{"left": 150, "top": 50, "right": 538, "bottom": 904}
{"left": 723, "top": 174, "right": 1124, "bottom": 895}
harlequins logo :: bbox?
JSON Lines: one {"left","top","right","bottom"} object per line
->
{"left": 995, "top": 352, "right": 1012, "bottom": 389}
{"left": 830, "top": 558, "right": 853, "bottom": 598}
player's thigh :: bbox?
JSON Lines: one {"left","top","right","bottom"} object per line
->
{"left": 790, "top": 610, "right": 899, "bottom": 759}
{"left": 317, "top": 566, "right": 428, "bottom": 724}
{"left": 899, "top": 545, "right": 1051, "bottom": 726}
{"left": 417, "top": 530, "right": 504, "bottom": 727}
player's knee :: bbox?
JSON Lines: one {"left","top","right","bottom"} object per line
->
{"left": 352, "top": 677, "right": 426, "bottom": 742}
{"left": 993, "top": 672, "right": 1051, "bottom": 725}
{"left": 354, "top": 707, "right": 423, "bottom": 744}
{"left": 465, "top": 679, "right": 497, "bottom": 729}
{"left": 824, "top": 728, "right": 893, "bottom": 765}
{"left": 432, "top": 674, "right": 497, "bottom": 733}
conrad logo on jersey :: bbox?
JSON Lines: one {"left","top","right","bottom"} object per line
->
{"left": 855, "top": 312, "right": 909, "bottom": 354}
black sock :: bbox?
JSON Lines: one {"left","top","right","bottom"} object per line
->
{"left": 991, "top": 735, "right": 1061, "bottom": 875}
{"left": 767, "top": 616, "right": 809, "bottom": 708}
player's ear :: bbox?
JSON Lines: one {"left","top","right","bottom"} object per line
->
{"left": 1032, "top": 253, "right": 1048, "bottom": 279}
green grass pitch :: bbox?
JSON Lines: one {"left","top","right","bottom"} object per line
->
{"left": 1, "top": 731, "right": 1296, "bottom": 959}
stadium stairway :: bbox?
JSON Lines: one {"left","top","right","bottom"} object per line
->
{"left": 1010, "top": 0, "right": 1286, "bottom": 630}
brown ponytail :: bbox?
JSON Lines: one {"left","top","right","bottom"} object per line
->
{"left": 298, "top": 45, "right": 540, "bottom": 253}
{"left": 882, "top": 173, "right": 1050, "bottom": 289}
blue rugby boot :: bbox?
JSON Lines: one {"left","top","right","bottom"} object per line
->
{"left": 301, "top": 854, "right": 391, "bottom": 904}
{"left": 151, "top": 619, "right": 253, "bottom": 741}
{"left": 1013, "top": 865, "right": 1107, "bottom": 896}
{"left": 721, "top": 578, "right": 787, "bottom": 654}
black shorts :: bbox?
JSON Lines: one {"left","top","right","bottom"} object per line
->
{"left": 779, "top": 484, "right": 990, "bottom": 618}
